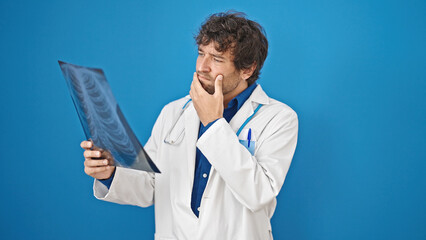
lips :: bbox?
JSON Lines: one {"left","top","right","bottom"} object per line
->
{"left": 197, "top": 74, "right": 211, "bottom": 82}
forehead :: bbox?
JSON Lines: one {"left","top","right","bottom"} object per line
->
{"left": 198, "top": 42, "right": 234, "bottom": 59}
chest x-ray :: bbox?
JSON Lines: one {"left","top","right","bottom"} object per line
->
{"left": 59, "top": 60, "right": 160, "bottom": 173}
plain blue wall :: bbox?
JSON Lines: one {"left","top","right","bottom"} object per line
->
{"left": 1, "top": 0, "right": 425, "bottom": 239}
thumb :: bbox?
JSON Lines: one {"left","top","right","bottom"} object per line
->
{"left": 214, "top": 75, "right": 223, "bottom": 96}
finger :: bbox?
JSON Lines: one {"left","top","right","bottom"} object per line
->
{"left": 190, "top": 74, "right": 195, "bottom": 94}
{"left": 87, "top": 166, "right": 111, "bottom": 174}
{"left": 190, "top": 73, "right": 198, "bottom": 96}
{"left": 193, "top": 72, "right": 206, "bottom": 94}
{"left": 189, "top": 87, "right": 194, "bottom": 100}
{"left": 192, "top": 72, "right": 200, "bottom": 94}
{"left": 85, "top": 158, "right": 109, "bottom": 167}
{"left": 80, "top": 140, "right": 92, "bottom": 149}
{"left": 193, "top": 72, "right": 198, "bottom": 82}
{"left": 81, "top": 140, "right": 103, "bottom": 152}
{"left": 84, "top": 150, "right": 102, "bottom": 158}
{"left": 214, "top": 75, "right": 223, "bottom": 96}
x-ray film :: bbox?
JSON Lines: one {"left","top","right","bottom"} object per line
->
{"left": 58, "top": 60, "right": 160, "bottom": 173}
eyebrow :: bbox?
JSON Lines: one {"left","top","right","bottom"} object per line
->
{"left": 212, "top": 54, "right": 225, "bottom": 59}
{"left": 198, "top": 48, "right": 226, "bottom": 59}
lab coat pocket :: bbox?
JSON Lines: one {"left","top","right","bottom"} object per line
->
{"left": 238, "top": 128, "right": 256, "bottom": 155}
{"left": 239, "top": 139, "right": 256, "bottom": 155}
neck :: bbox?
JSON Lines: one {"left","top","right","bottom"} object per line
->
{"left": 223, "top": 80, "right": 248, "bottom": 107}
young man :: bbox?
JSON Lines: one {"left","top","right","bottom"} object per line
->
{"left": 81, "top": 12, "right": 298, "bottom": 240}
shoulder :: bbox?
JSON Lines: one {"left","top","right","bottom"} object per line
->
{"left": 250, "top": 85, "right": 298, "bottom": 138}
{"left": 266, "top": 98, "right": 297, "bottom": 119}
{"left": 156, "top": 95, "right": 191, "bottom": 117}
{"left": 260, "top": 99, "right": 298, "bottom": 135}
{"left": 254, "top": 85, "right": 298, "bottom": 122}
{"left": 164, "top": 95, "right": 190, "bottom": 108}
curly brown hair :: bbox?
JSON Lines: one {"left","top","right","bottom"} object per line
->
{"left": 195, "top": 11, "right": 268, "bottom": 85}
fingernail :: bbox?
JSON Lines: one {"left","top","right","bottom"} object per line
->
{"left": 104, "top": 160, "right": 108, "bottom": 164}
{"left": 218, "top": 75, "right": 223, "bottom": 80}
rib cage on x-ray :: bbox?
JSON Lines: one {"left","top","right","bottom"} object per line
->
{"left": 59, "top": 60, "right": 160, "bottom": 173}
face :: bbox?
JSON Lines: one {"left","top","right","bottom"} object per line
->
{"left": 196, "top": 42, "right": 248, "bottom": 96}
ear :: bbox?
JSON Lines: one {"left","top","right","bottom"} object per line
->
{"left": 240, "top": 62, "right": 257, "bottom": 81}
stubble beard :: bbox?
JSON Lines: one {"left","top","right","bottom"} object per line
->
{"left": 200, "top": 80, "right": 215, "bottom": 95}
{"left": 198, "top": 74, "right": 241, "bottom": 96}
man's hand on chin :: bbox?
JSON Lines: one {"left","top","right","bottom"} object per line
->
{"left": 190, "top": 72, "right": 224, "bottom": 126}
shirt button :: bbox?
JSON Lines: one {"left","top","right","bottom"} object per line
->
{"left": 203, "top": 173, "right": 208, "bottom": 178}
{"left": 197, "top": 207, "right": 200, "bottom": 212}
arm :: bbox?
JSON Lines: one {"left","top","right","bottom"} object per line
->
{"left": 189, "top": 71, "right": 298, "bottom": 212}
{"left": 196, "top": 110, "right": 298, "bottom": 212}
{"left": 90, "top": 107, "right": 166, "bottom": 207}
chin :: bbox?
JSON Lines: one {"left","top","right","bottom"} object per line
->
{"left": 200, "top": 82, "right": 215, "bottom": 94}
{"left": 204, "top": 87, "right": 215, "bottom": 95}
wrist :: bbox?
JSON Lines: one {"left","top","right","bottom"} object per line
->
{"left": 201, "top": 117, "right": 221, "bottom": 127}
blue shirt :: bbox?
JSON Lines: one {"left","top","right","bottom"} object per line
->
{"left": 190, "top": 83, "right": 257, "bottom": 217}
{"left": 100, "top": 83, "right": 258, "bottom": 217}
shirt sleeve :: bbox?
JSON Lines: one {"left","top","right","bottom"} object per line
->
{"left": 98, "top": 167, "right": 116, "bottom": 189}
{"left": 202, "top": 118, "right": 219, "bottom": 128}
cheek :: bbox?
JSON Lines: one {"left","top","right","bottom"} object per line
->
{"left": 195, "top": 57, "right": 201, "bottom": 69}
{"left": 212, "top": 65, "right": 229, "bottom": 77}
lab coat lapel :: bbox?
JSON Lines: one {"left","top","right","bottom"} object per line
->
{"left": 183, "top": 103, "right": 200, "bottom": 190}
{"left": 229, "top": 100, "right": 254, "bottom": 136}
{"left": 229, "top": 85, "right": 269, "bottom": 136}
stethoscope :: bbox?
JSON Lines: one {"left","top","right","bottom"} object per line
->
{"left": 164, "top": 99, "right": 262, "bottom": 145}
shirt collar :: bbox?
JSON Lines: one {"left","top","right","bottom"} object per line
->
{"left": 226, "top": 83, "right": 258, "bottom": 110}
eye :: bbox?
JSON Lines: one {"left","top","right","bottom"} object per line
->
{"left": 213, "top": 58, "right": 223, "bottom": 63}
{"left": 198, "top": 52, "right": 205, "bottom": 56}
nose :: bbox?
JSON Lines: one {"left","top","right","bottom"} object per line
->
{"left": 197, "top": 56, "right": 211, "bottom": 73}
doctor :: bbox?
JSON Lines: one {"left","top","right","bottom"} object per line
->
{"left": 81, "top": 11, "right": 298, "bottom": 240}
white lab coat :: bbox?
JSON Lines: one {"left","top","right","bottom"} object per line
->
{"left": 93, "top": 85, "right": 298, "bottom": 240}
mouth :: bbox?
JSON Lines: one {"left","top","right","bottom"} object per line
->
{"left": 197, "top": 74, "right": 211, "bottom": 82}
{"left": 196, "top": 74, "right": 215, "bottom": 94}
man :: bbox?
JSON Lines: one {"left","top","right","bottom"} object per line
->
{"left": 81, "top": 11, "right": 298, "bottom": 240}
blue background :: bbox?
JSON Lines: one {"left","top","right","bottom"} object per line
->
{"left": 1, "top": 0, "right": 425, "bottom": 239}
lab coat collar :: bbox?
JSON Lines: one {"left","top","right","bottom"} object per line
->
{"left": 249, "top": 84, "right": 269, "bottom": 105}
{"left": 227, "top": 84, "right": 269, "bottom": 135}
